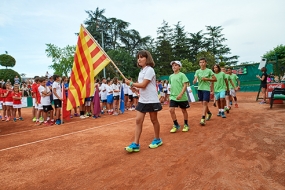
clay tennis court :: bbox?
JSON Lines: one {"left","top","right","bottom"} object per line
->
{"left": 0, "top": 92, "right": 285, "bottom": 189}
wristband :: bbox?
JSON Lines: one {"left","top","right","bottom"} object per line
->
{"left": 130, "top": 81, "right": 133, "bottom": 87}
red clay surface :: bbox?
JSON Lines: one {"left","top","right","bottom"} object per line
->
{"left": 0, "top": 92, "right": 285, "bottom": 189}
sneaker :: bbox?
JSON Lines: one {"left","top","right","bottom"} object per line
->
{"left": 100, "top": 111, "right": 104, "bottom": 114}
{"left": 170, "top": 125, "right": 180, "bottom": 133}
{"left": 93, "top": 115, "right": 97, "bottom": 119}
{"left": 182, "top": 124, "right": 189, "bottom": 132}
{"left": 213, "top": 102, "right": 216, "bottom": 107}
{"left": 0, "top": 115, "right": 2, "bottom": 119}
{"left": 259, "top": 101, "right": 266, "bottom": 104}
{"left": 80, "top": 115, "right": 85, "bottom": 119}
{"left": 217, "top": 111, "right": 221, "bottom": 117}
{"left": 200, "top": 119, "right": 205, "bottom": 126}
{"left": 57, "top": 119, "right": 62, "bottom": 125}
{"left": 13, "top": 118, "right": 17, "bottom": 122}
{"left": 235, "top": 103, "right": 238, "bottom": 108}
{"left": 36, "top": 121, "right": 42, "bottom": 125}
{"left": 113, "top": 112, "right": 119, "bottom": 116}
{"left": 44, "top": 121, "right": 50, "bottom": 126}
{"left": 32, "top": 117, "right": 36, "bottom": 122}
{"left": 149, "top": 138, "right": 163, "bottom": 148}
{"left": 221, "top": 112, "right": 226, "bottom": 118}
{"left": 125, "top": 142, "right": 140, "bottom": 153}
{"left": 74, "top": 113, "right": 79, "bottom": 117}
{"left": 39, "top": 117, "right": 44, "bottom": 122}
{"left": 19, "top": 117, "right": 23, "bottom": 121}
{"left": 206, "top": 113, "right": 212, "bottom": 121}
{"left": 6, "top": 117, "right": 10, "bottom": 122}
{"left": 224, "top": 107, "right": 230, "bottom": 114}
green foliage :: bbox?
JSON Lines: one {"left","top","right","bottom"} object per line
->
{"left": 180, "top": 59, "right": 198, "bottom": 73}
{"left": 263, "top": 44, "right": 285, "bottom": 76}
{"left": 0, "top": 54, "right": 16, "bottom": 68}
{"left": 0, "top": 69, "right": 21, "bottom": 84}
{"left": 105, "top": 49, "right": 138, "bottom": 79}
{"left": 45, "top": 44, "right": 76, "bottom": 77}
{"left": 196, "top": 51, "right": 216, "bottom": 69}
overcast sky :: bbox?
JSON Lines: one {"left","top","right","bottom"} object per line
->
{"left": 0, "top": 0, "right": 284, "bottom": 78}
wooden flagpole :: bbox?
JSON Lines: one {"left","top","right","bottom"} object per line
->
{"left": 81, "top": 24, "right": 127, "bottom": 80}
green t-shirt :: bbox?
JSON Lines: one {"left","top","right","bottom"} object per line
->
{"left": 194, "top": 68, "right": 214, "bottom": 91}
{"left": 229, "top": 74, "right": 238, "bottom": 89}
{"left": 214, "top": 72, "right": 226, "bottom": 92}
{"left": 169, "top": 72, "right": 189, "bottom": 101}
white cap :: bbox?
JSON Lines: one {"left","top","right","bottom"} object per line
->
{"left": 170, "top": 61, "right": 182, "bottom": 67}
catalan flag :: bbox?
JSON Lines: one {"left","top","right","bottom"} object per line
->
{"left": 67, "top": 25, "right": 111, "bottom": 110}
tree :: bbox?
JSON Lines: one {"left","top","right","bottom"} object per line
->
{"left": 172, "top": 22, "right": 190, "bottom": 61}
{"left": 0, "top": 54, "right": 16, "bottom": 68}
{"left": 0, "top": 69, "right": 21, "bottom": 84}
{"left": 188, "top": 30, "right": 207, "bottom": 63}
{"left": 154, "top": 20, "right": 174, "bottom": 76}
{"left": 204, "top": 26, "right": 238, "bottom": 65}
{"left": 106, "top": 48, "right": 138, "bottom": 79}
{"left": 45, "top": 44, "right": 76, "bottom": 76}
{"left": 263, "top": 44, "right": 285, "bottom": 76}
{"left": 180, "top": 59, "right": 198, "bottom": 73}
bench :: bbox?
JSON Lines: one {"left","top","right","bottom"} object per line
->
{"left": 270, "top": 88, "right": 285, "bottom": 108}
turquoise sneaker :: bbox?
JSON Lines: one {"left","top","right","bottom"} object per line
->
{"left": 149, "top": 138, "right": 163, "bottom": 149}
{"left": 125, "top": 142, "right": 140, "bottom": 153}
{"left": 221, "top": 112, "right": 226, "bottom": 118}
{"left": 217, "top": 111, "right": 221, "bottom": 116}
{"left": 170, "top": 125, "right": 180, "bottom": 133}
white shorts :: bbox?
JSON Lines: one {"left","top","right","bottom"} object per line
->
{"left": 13, "top": 104, "right": 22, "bottom": 109}
{"left": 5, "top": 101, "right": 13, "bottom": 106}
{"left": 230, "top": 89, "right": 236, "bottom": 97}
{"left": 33, "top": 98, "right": 36, "bottom": 107}
{"left": 0, "top": 101, "right": 3, "bottom": 104}
{"left": 37, "top": 103, "right": 43, "bottom": 110}
{"left": 85, "top": 101, "right": 91, "bottom": 106}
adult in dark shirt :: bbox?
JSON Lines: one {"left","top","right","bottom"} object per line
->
{"left": 256, "top": 67, "right": 268, "bottom": 104}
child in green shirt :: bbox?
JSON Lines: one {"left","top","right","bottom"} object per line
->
{"left": 169, "top": 61, "right": 190, "bottom": 133}
{"left": 193, "top": 58, "right": 217, "bottom": 126}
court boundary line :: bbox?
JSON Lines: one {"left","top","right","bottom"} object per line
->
{"left": 0, "top": 117, "right": 135, "bottom": 152}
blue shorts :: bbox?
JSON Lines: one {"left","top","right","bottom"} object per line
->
{"left": 214, "top": 91, "right": 226, "bottom": 100}
{"left": 107, "top": 94, "right": 113, "bottom": 104}
{"left": 198, "top": 90, "right": 210, "bottom": 102}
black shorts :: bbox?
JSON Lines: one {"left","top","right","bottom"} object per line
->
{"left": 124, "top": 94, "right": 128, "bottom": 97}
{"left": 225, "top": 91, "right": 230, "bottom": 96}
{"left": 128, "top": 95, "right": 133, "bottom": 101}
{"left": 169, "top": 100, "right": 190, "bottom": 109}
{"left": 89, "top": 96, "right": 94, "bottom": 102}
{"left": 135, "top": 102, "right": 162, "bottom": 113}
{"left": 53, "top": 99, "right": 62, "bottom": 108}
{"left": 261, "top": 83, "right": 267, "bottom": 89}
{"left": 43, "top": 105, "right": 54, "bottom": 113}
{"left": 133, "top": 96, "right": 139, "bottom": 99}
{"left": 101, "top": 99, "right": 107, "bottom": 103}
{"left": 113, "top": 95, "right": 119, "bottom": 100}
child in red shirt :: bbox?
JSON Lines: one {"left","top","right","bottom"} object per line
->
{"left": 12, "top": 85, "right": 23, "bottom": 122}
{"left": 3, "top": 83, "right": 13, "bottom": 122}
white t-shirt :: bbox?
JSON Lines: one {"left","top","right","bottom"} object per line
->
{"left": 122, "top": 83, "right": 129, "bottom": 95}
{"left": 106, "top": 85, "right": 113, "bottom": 95}
{"left": 138, "top": 66, "right": 159, "bottom": 103}
{"left": 38, "top": 85, "right": 51, "bottom": 106}
{"left": 128, "top": 85, "right": 133, "bottom": 96}
{"left": 167, "top": 83, "right": 171, "bottom": 95}
{"left": 52, "top": 81, "right": 62, "bottom": 100}
{"left": 112, "top": 83, "right": 120, "bottom": 96}
{"left": 100, "top": 83, "right": 107, "bottom": 100}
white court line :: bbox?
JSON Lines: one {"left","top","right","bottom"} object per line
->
{"left": 0, "top": 117, "right": 135, "bottom": 152}
{"left": 0, "top": 119, "right": 92, "bottom": 137}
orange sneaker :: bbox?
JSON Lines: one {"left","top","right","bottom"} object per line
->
{"left": 235, "top": 103, "right": 238, "bottom": 108}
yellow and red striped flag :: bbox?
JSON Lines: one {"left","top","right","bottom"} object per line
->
{"left": 67, "top": 25, "right": 111, "bottom": 110}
